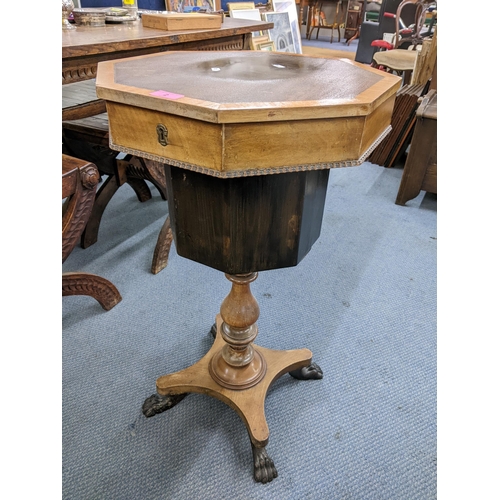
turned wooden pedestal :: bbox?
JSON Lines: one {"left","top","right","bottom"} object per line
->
{"left": 142, "top": 167, "right": 327, "bottom": 483}
{"left": 142, "top": 277, "right": 322, "bottom": 483}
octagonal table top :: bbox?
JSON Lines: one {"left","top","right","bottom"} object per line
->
{"left": 96, "top": 51, "right": 401, "bottom": 177}
{"left": 96, "top": 51, "right": 400, "bottom": 124}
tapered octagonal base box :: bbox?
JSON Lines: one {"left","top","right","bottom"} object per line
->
{"left": 96, "top": 51, "right": 400, "bottom": 273}
{"left": 164, "top": 165, "right": 329, "bottom": 273}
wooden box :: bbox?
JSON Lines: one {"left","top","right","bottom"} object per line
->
{"left": 96, "top": 51, "right": 400, "bottom": 177}
{"left": 141, "top": 12, "right": 222, "bottom": 31}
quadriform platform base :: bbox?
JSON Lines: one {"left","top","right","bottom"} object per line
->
{"left": 96, "top": 51, "right": 400, "bottom": 484}
{"left": 142, "top": 274, "right": 323, "bottom": 484}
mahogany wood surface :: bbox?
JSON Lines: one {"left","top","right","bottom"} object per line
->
{"left": 62, "top": 17, "right": 274, "bottom": 85}
{"left": 97, "top": 51, "right": 398, "bottom": 123}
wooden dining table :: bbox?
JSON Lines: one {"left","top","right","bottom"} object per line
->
{"left": 63, "top": 16, "right": 274, "bottom": 87}
{"left": 63, "top": 15, "right": 274, "bottom": 120}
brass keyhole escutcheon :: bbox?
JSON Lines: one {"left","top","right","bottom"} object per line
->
{"left": 156, "top": 124, "right": 168, "bottom": 146}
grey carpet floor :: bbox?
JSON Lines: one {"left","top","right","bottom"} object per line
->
{"left": 63, "top": 159, "right": 436, "bottom": 499}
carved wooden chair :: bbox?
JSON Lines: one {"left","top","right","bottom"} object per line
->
{"left": 62, "top": 114, "right": 173, "bottom": 274}
{"left": 63, "top": 154, "right": 122, "bottom": 310}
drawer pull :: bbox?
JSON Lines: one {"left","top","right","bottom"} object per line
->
{"left": 156, "top": 124, "right": 168, "bottom": 146}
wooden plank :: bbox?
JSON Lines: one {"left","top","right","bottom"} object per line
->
{"left": 411, "top": 27, "right": 437, "bottom": 86}
{"left": 369, "top": 83, "right": 427, "bottom": 167}
{"left": 62, "top": 99, "right": 107, "bottom": 121}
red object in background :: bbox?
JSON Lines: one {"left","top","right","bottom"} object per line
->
{"left": 371, "top": 40, "right": 394, "bottom": 50}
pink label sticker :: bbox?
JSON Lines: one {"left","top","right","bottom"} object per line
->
{"left": 150, "top": 90, "right": 184, "bottom": 100}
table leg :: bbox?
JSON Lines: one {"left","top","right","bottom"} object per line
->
{"left": 306, "top": 2, "right": 314, "bottom": 39}
{"left": 141, "top": 272, "right": 323, "bottom": 483}
{"left": 150, "top": 216, "right": 173, "bottom": 275}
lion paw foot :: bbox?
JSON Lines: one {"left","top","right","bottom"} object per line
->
{"left": 252, "top": 445, "right": 278, "bottom": 484}
{"left": 289, "top": 362, "right": 323, "bottom": 380}
{"left": 142, "top": 393, "right": 187, "bottom": 418}
{"left": 209, "top": 323, "right": 217, "bottom": 339}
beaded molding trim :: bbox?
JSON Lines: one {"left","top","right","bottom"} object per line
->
{"left": 109, "top": 126, "right": 391, "bottom": 179}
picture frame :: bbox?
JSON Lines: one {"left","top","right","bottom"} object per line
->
{"left": 269, "top": 0, "right": 302, "bottom": 54}
{"left": 229, "top": 8, "right": 265, "bottom": 37}
{"left": 250, "top": 34, "right": 270, "bottom": 50}
{"left": 229, "top": 7, "right": 261, "bottom": 21}
{"left": 165, "top": 0, "right": 221, "bottom": 13}
{"left": 226, "top": 2, "right": 256, "bottom": 14}
{"left": 262, "top": 11, "right": 296, "bottom": 53}
{"left": 256, "top": 40, "right": 276, "bottom": 51}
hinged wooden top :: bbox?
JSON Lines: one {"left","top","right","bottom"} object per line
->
{"left": 96, "top": 51, "right": 400, "bottom": 177}
{"left": 96, "top": 51, "right": 401, "bottom": 124}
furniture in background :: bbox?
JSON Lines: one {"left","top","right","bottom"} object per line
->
{"left": 344, "top": 0, "right": 364, "bottom": 44}
{"left": 96, "top": 50, "right": 400, "bottom": 484}
{"left": 62, "top": 105, "right": 172, "bottom": 274}
{"left": 307, "top": 0, "right": 347, "bottom": 43}
{"left": 372, "top": 47, "right": 417, "bottom": 84}
{"left": 371, "top": 0, "right": 436, "bottom": 84}
{"left": 368, "top": 82, "right": 428, "bottom": 168}
{"left": 396, "top": 89, "right": 436, "bottom": 205}
{"left": 62, "top": 154, "right": 122, "bottom": 310}
{"left": 355, "top": 0, "right": 416, "bottom": 64}
{"left": 365, "top": 0, "right": 382, "bottom": 17}
{"left": 367, "top": 3, "right": 436, "bottom": 170}
{"left": 80, "top": 0, "right": 165, "bottom": 8}
{"left": 410, "top": 22, "right": 437, "bottom": 86}
{"left": 62, "top": 17, "right": 273, "bottom": 274}
{"left": 62, "top": 17, "right": 272, "bottom": 86}
{"left": 301, "top": 0, "right": 348, "bottom": 40}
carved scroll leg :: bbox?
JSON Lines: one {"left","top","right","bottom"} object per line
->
{"left": 252, "top": 443, "right": 278, "bottom": 484}
{"left": 142, "top": 393, "right": 188, "bottom": 418}
{"left": 289, "top": 361, "right": 323, "bottom": 380}
{"left": 151, "top": 216, "right": 173, "bottom": 275}
{"left": 140, "top": 159, "right": 168, "bottom": 200}
{"left": 81, "top": 175, "right": 120, "bottom": 249}
{"left": 126, "top": 177, "right": 152, "bottom": 203}
{"left": 124, "top": 157, "right": 167, "bottom": 201}
{"left": 62, "top": 271, "right": 122, "bottom": 311}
